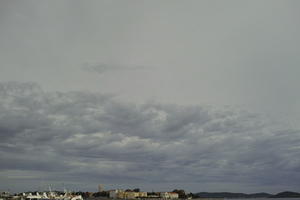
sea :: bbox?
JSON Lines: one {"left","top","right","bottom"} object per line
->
{"left": 192, "top": 199, "right": 300, "bottom": 200}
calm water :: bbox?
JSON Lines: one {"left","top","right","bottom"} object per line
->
{"left": 194, "top": 199, "right": 300, "bottom": 200}
{"left": 224, "top": 199, "right": 300, "bottom": 200}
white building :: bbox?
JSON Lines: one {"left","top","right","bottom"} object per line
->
{"left": 159, "top": 192, "right": 179, "bottom": 199}
{"left": 168, "top": 193, "right": 179, "bottom": 199}
{"left": 109, "top": 190, "right": 124, "bottom": 199}
{"left": 98, "top": 184, "right": 104, "bottom": 192}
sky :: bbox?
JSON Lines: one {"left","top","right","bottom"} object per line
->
{"left": 0, "top": 0, "right": 300, "bottom": 193}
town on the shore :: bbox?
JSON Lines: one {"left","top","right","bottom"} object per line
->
{"left": 0, "top": 185, "right": 191, "bottom": 200}
{"left": 2, "top": 185, "right": 300, "bottom": 200}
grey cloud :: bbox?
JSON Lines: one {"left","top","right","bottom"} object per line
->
{"left": 0, "top": 155, "right": 71, "bottom": 172}
{"left": 83, "top": 63, "right": 151, "bottom": 74}
{"left": 1, "top": 0, "right": 300, "bottom": 193}
{"left": 0, "top": 82, "right": 300, "bottom": 192}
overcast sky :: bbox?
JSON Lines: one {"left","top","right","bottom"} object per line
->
{"left": 1, "top": 0, "right": 300, "bottom": 193}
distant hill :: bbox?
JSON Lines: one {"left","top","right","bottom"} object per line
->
{"left": 194, "top": 191, "right": 300, "bottom": 198}
{"left": 270, "top": 191, "right": 300, "bottom": 198}
{"left": 195, "top": 192, "right": 272, "bottom": 198}
{"left": 249, "top": 193, "right": 274, "bottom": 198}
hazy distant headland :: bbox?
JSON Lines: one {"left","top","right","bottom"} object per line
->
{"left": 193, "top": 191, "right": 300, "bottom": 198}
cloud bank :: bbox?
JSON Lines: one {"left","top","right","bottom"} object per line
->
{"left": 83, "top": 63, "right": 150, "bottom": 74}
{"left": 0, "top": 82, "right": 299, "bottom": 192}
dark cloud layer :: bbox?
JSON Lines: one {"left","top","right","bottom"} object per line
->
{"left": 0, "top": 82, "right": 300, "bottom": 192}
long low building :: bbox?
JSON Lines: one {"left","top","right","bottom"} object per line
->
{"left": 109, "top": 190, "right": 147, "bottom": 199}
{"left": 109, "top": 190, "right": 179, "bottom": 199}
{"left": 159, "top": 192, "right": 179, "bottom": 199}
